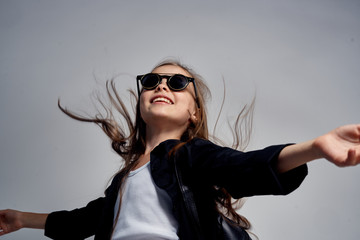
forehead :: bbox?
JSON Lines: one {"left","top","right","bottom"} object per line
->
{"left": 151, "top": 65, "right": 192, "bottom": 77}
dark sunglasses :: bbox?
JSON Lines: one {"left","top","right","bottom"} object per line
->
{"left": 136, "top": 73, "right": 199, "bottom": 107}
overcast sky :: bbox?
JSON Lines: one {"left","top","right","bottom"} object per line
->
{"left": 1, "top": 1, "right": 359, "bottom": 239}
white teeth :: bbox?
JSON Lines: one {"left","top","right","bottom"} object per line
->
{"left": 152, "top": 97, "right": 172, "bottom": 104}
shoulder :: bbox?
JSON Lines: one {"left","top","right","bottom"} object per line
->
{"left": 105, "top": 171, "right": 126, "bottom": 197}
{"left": 186, "top": 137, "right": 239, "bottom": 157}
{"left": 187, "top": 137, "right": 225, "bottom": 150}
{"left": 175, "top": 138, "right": 240, "bottom": 168}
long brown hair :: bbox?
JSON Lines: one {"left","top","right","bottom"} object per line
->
{"left": 58, "top": 58, "right": 254, "bottom": 231}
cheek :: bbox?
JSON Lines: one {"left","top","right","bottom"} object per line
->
{"left": 176, "top": 93, "right": 196, "bottom": 111}
{"left": 139, "top": 90, "right": 152, "bottom": 106}
{"left": 139, "top": 93, "right": 148, "bottom": 118}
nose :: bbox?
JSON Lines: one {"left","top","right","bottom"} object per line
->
{"left": 156, "top": 78, "right": 169, "bottom": 92}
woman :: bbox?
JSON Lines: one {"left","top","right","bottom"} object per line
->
{"left": 0, "top": 60, "right": 359, "bottom": 239}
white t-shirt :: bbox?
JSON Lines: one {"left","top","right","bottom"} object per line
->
{"left": 112, "top": 161, "right": 179, "bottom": 240}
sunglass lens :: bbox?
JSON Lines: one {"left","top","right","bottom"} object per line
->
{"left": 169, "top": 75, "right": 188, "bottom": 90}
{"left": 141, "top": 74, "right": 159, "bottom": 89}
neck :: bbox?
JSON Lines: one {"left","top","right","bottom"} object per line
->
{"left": 144, "top": 126, "right": 186, "bottom": 154}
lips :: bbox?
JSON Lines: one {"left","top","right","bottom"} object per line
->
{"left": 150, "top": 95, "right": 174, "bottom": 104}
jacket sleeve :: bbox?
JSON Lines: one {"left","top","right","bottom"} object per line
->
{"left": 44, "top": 197, "right": 105, "bottom": 240}
{"left": 186, "top": 138, "right": 308, "bottom": 198}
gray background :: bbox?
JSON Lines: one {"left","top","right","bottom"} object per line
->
{"left": 1, "top": 0, "right": 359, "bottom": 239}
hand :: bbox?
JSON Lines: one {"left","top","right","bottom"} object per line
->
{"left": 0, "top": 209, "right": 23, "bottom": 236}
{"left": 313, "top": 124, "right": 360, "bottom": 167}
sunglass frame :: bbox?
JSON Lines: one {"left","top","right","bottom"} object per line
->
{"left": 136, "top": 73, "right": 200, "bottom": 108}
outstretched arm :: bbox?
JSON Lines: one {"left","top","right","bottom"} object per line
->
{"left": 0, "top": 209, "right": 48, "bottom": 236}
{"left": 277, "top": 124, "right": 360, "bottom": 173}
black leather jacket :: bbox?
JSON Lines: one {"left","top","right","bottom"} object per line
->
{"left": 45, "top": 138, "right": 308, "bottom": 240}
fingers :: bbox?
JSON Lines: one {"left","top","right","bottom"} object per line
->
{"left": 349, "top": 124, "right": 360, "bottom": 141}
{"left": 344, "top": 148, "right": 360, "bottom": 167}
{"left": 352, "top": 147, "right": 360, "bottom": 164}
{"left": 0, "top": 216, "right": 7, "bottom": 236}
{"left": 356, "top": 124, "right": 360, "bottom": 142}
{"left": 0, "top": 226, "right": 7, "bottom": 236}
{"left": 347, "top": 148, "right": 356, "bottom": 165}
{"left": 0, "top": 211, "right": 8, "bottom": 236}
{"left": 0, "top": 209, "right": 20, "bottom": 236}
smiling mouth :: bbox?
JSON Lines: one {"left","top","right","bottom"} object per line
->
{"left": 151, "top": 97, "right": 173, "bottom": 104}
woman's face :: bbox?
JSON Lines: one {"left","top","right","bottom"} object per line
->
{"left": 139, "top": 65, "right": 198, "bottom": 132}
